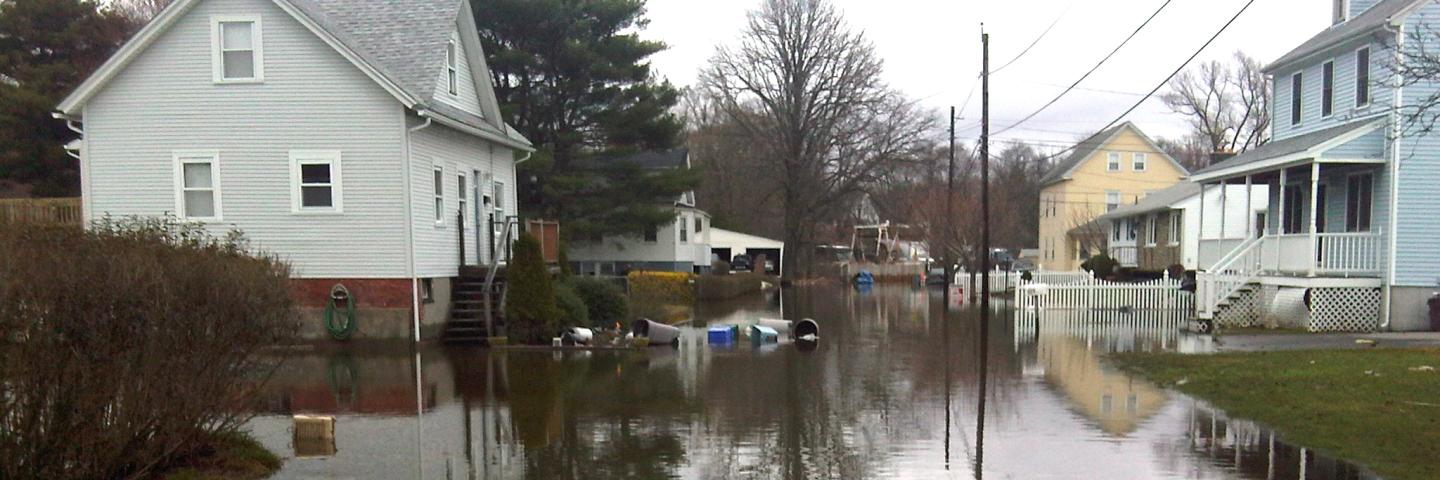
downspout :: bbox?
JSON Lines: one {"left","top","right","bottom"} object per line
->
{"left": 1382, "top": 22, "right": 1403, "bottom": 330}
{"left": 63, "top": 115, "right": 90, "bottom": 223}
{"left": 405, "top": 115, "right": 433, "bottom": 342}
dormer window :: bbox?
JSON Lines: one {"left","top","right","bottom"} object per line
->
{"left": 446, "top": 40, "right": 458, "bottom": 95}
{"left": 212, "top": 16, "right": 263, "bottom": 83}
{"left": 1333, "top": 0, "right": 1349, "bottom": 24}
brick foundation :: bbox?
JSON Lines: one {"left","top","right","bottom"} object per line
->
{"left": 290, "top": 278, "right": 414, "bottom": 309}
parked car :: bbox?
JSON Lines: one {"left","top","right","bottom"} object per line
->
{"left": 731, "top": 254, "right": 752, "bottom": 272}
{"left": 926, "top": 266, "right": 947, "bottom": 285}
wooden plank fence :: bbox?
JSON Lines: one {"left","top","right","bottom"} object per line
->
{"left": 1013, "top": 274, "right": 1193, "bottom": 315}
{"left": 0, "top": 198, "right": 82, "bottom": 226}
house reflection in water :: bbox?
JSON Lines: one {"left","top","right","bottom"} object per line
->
{"left": 1036, "top": 333, "right": 1169, "bottom": 436}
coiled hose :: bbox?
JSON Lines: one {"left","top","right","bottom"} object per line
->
{"left": 325, "top": 284, "right": 357, "bottom": 340}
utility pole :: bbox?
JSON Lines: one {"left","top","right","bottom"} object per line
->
{"left": 944, "top": 106, "right": 956, "bottom": 305}
{"left": 974, "top": 28, "right": 991, "bottom": 480}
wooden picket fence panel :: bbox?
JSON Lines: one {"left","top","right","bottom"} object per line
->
{"left": 1013, "top": 274, "right": 1193, "bottom": 314}
{"left": 0, "top": 198, "right": 82, "bottom": 226}
{"left": 954, "top": 269, "right": 1092, "bottom": 297}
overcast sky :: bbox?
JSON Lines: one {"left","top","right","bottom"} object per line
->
{"left": 640, "top": 0, "right": 1333, "bottom": 153}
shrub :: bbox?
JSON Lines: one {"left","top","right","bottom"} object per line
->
{"left": 570, "top": 276, "right": 629, "bottom": 327}
{"left": 627, "top": 270, "right": 695, "bottom": 305}
{"left": 0, "top": 218, "right": 295, "bottom": 480}
{"left": 697, "top": 272, "right": 766, "bottom": 300}
{"left": 1081, "top": 254, "right": 1118, "bottom": 279}
{"left": 710, "top": 259, "right": 731, "bottom": 274}
{"left": 553, "top": 281, "right": 589, "bottom": 331}
{"left": 505, "top": 233, "right": 559, "bottom": 343}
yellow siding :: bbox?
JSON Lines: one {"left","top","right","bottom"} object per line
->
{"left": 1036, "top": 126, "right": 1185, "bottom": 271}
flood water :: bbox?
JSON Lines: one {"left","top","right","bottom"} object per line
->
{"left": 246, "top": 285, "right": 1379, "bottom": 479}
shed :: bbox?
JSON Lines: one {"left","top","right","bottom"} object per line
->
{"left": 709, "top": 228, "right": 785, "bottom": 276}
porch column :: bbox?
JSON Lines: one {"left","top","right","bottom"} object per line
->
{"left": 1308, "top": 162, "right": 1321, "bottom": 277}
{"left": 1244, "top": 175, "right": 1253, "bottom": 238}
{"left": 1219, "top": 179, "right": 1228, "bottom": 241}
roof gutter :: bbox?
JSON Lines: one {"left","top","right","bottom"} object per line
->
{"left": 417, "top": 109, "right": 534, "bottom": 152}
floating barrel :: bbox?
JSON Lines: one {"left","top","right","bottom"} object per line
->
{"left": 561, "top": 327, "right": 593, "bottom": 346}
{"left": 749, "top": 325, "right": 779, "bottom": 345}
{"left": 632, "top": 318, "right": 681, "bottom": 346}
{"left": 794, "top": 318, "right": 819, "bottom": 342}
{"left": 757, "top": 318, "right": 793, "bottom": 335}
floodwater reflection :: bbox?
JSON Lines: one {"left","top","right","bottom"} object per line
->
{"left": 246, "top": 285, "right": 1379, "bottom": 479}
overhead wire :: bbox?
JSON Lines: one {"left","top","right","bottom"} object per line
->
{"left": 990, "top": 2, "right": 1073, "bottom": 75}
{"left": 992, "top": 0, "right": 1177, "bottom": 136}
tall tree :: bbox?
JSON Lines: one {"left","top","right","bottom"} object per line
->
{"left": 701, "top": 0, "right": 935, "bottom": 276}
{"left": 474, "top": 0, "right": 692, "bottom": 240}
{"left": 1159, "top": 51, "right": 1269, "bottom": 159}
{"left": 0, "top": 0, "right": 136, "bottom": 197}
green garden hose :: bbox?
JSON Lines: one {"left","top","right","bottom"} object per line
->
{"left": 325, "top": 284, "right": 357, "bottom": 340}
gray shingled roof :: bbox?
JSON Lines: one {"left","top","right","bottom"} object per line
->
{"left": 1190, "top": 119, "right": 1380, "bottom": 179}
{"left": 1098, "top": 182, "right": 1200, "bottom": 221}
{"left": 1265, "top": 0, "right": 1421, "bottom": 72}
{"left": 1038, "top": 123, "right": 1127, "bottom": 186}
{"left": 286, "top": 0, "right": 458, "bottom": 104}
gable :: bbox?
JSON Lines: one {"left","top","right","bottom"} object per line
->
{"left": 1041, "top": 123, "right": 1187, "bottom": 187}
{"left": 433, "top": 28, "right": 486, "bottom": 117}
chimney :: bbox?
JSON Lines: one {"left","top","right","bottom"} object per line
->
{"left": 1209, "top": 150, "right": 1237, "bottom": 166}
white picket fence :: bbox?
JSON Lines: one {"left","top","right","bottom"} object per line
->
{"left": 1013, "top": 274, "right": 1193, "bottom": 314}
{"left": 953, "top": 269, "right": 1092, "bottom": 297}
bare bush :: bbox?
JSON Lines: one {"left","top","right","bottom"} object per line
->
{"left": 0, "top": 217, "right": 296, "bottom": 479}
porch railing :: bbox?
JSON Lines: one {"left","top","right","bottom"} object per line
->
{"left": 1109, "top": 245, "right": 1138, "bottom": 267}
{"left": 1317, "top": 231, "right": 1385, "bottom": 273}
{"left": 1196, "top": 235, "right": 1265, "bottom": 320}
{"left": 1197, "top": 230, "right": 1385, "bottom": 319}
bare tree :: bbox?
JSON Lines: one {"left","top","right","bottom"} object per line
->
{"left": 111, "top": 0, "right": 171, "bottom": 24}
{"left": 701, "top": 0, "right": 936, "bottom": 277}
{"left": 1160, "top": 51, "right": 1269, "bottom": 157}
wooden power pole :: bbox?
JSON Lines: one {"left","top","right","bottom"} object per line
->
{"left": 975, "top": 28, "right": 991, "bottom": 480}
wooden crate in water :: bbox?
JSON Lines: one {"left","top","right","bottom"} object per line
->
{"left": 292, "top": 415, "right": 336, "bottom": 458}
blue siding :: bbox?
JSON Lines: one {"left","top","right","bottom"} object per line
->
{"left": 1272, "top": 36, "right": 1391, "bottom": 141}
{"left": 1393, "top": 4, "right": 1440, "bottom": 286}
{"left": 1321, "top": 128, "right": 1386, "bottom": 159}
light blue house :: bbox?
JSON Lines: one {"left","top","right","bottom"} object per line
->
{"left": 1192, "top": 0, "right": 1439, "bottom": 331}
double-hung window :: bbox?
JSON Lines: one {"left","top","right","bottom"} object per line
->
{"left": 1356, "top": 47, "right": 1371, "bottom": 108}
{"left": 1112, "top": 221, "right": 1122, "bottom": 242}
{"left": 1291, "top": 72, "right": 1303, "bottom": 125}
{"left": 212, "top": 16, "right": 263, "bottom": 83}
{"left": 1107, "top": 153, "right": 1121, "bottom": 171}
{"left": 1105, "top": 191, "right": 1120, "bottom": 212}
{"left": 174, "top": 151, "right": 221, "bottom": 220}
{"left": 1145, "top": 215, "right": 1158, "bottom": 246}
{"left": 1169, "top": 211, "right": 1182, "bottom": 245}
{"left": 433, "top": 167, "right": 445, "bottom": 225}
{"left": 1322, "top": 60, "right": 1335, "bottom": 117}
{"left": 1132, "top": 153, "right": 1147, "bottom": 171}
{"left": 290, "top": 151, "right": 341, "bottom": 212}
{"left": 446, "top": 40, "right": 459, "bottom": 95}
{"left": 679, "top": 216, "right": 688, "bottom": 243}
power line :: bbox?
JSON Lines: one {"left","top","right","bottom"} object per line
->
{"left": 993, "top": 0, "right": 1176, "bottom": 136}
{"left": 1029, "top": 0, "right": 1259, "bottom": 164}
{"left": 990, "top": 3, "right": 1073, "bottom": 75}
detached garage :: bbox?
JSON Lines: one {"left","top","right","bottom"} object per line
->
{"left": 710, "top": 228, "right": 785, "bottom": 276}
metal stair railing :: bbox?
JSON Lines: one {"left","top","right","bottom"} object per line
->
{"left": 482, "top": 217, "right": 517, "bottom": 338}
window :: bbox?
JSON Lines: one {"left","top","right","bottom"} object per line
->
{"left": 174, "top": 151, "right": 220, "bottom": 220}
{"left": 1169, "top": 211, "right": 1182, "bottom": 245}
{"left": 458, "top": 173, "right": 467, "bottom": 227}
{"left": 212, "top": 16, "right": 262, "bottom": 82}
{"left": 643, "top": 224, "right": 658, "bottom": 242}
{"left": 1127, "top": 219, "right": 1137, "bottom": 240}
{"left": 679, "top": 216, "right": 688, "bottom": 243}
{"left": 1291, "top": 72, "right": 1303, "bottom": 125}
{"left": 446, "top": 39, "right": 458, "bottom": 95}
{"left": 492, "top": 180, "right": 506, "bottom": 247}
{"left": 1356, "top": 47, "right": 1371, "bottom": 108}
{"left": 1105, "top": 191, "right": 1120, "bottom": 212}
{"left": 1111, "top": 220, "right": 1122, "bottom": 242}
{"left": 420, "top": 278, "right": 434, "bottom": 303}
{"left": 1346, "top": 173, "right": 1373, "bottom": 232}
{"left": 1132, "top": 153, "right": 1147, "bottom": 171}
{"left": 433, "top": 167, "right": 444, "bottom": 224}
{"left": 695, "top": 216, "right": 704, "bottom": 234}
{"left": 1322, "top": 60, "right": 1335, "bottom": 117}
{"left": 1107, "top": 153, "right": 1121, "bottom": 171}
{"left": 289, "top": 150, "right": 341, "bottom": 212}
{"left": 1145, "top": 214, "right": 1158, "bottom": 246}
{"left": 1333, "top": 0, "right": 1349, "bottom": 24}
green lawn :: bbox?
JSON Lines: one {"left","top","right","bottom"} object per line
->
{"left": 1110, "top": 349, "right": 1440, "bottom": 480}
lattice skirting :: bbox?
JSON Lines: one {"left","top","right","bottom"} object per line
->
{"left": 1307, "top": 287, "right": 1382, "bottom": 332}
{"left": 1214, "top": 288, "right": 1260, "bottom": 328}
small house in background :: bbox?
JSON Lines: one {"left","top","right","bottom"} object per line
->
{"left": 709, "top": 228, "right": 784, "bottom": 276}
{"left": 1098, "top": 182, "right": 1269, "bottom": 272}
{"left": 567, "top": 149, "right": 713, "bottom": 275}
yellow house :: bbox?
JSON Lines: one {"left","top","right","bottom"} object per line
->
{"left": 1037, "top": 122, "right": 1187, "bottom": 271}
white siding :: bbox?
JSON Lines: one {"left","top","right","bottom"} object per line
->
{"left": 408, "top": 119, "right": 515, "bottom": 277}
{"left": 432, "top": 28, "right": 485, "bottom": 117}
{"left": 84, "top": 0, "right": 408, "bottom": 278}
